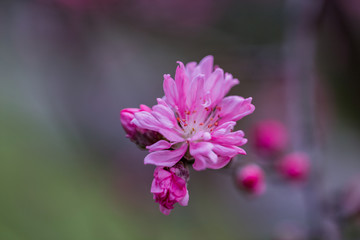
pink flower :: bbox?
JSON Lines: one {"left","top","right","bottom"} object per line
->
{"left": 151, "top": 162, "right": 189, "bottom": 215}
{"left": 235, "top": 164, "right": 266, "bottom": 195}
{"left": 277, "top": 152, "right": 310, "bottom": 181}
{"left": 120, "top": 105, "right": 161, "bottom": 148}
{"left": 253, "top": 120, "right": 288, "bottom": 156}
{"left": 132, "top": 56, "right": 255, "bottom": 170}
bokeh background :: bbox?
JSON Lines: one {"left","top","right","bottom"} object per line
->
{"left": 1, "top": 0, "right": 360, "bottom": 239}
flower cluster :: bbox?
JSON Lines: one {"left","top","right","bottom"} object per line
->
{"left": 120, "top": 56, "right": 255, "bottom": 214}
{"left": 234, "top": 120, "right": 312, "bottom": 197}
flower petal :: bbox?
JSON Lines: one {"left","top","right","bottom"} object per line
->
{"left": 163, "top": 74, "right": 179, "bottom": 108}
{"left": 212, "top": 130, "right": 247, "bottom": 146}
{"left": 207, "top": 155, "right": 231, "bottom": 169}
{"left": 151, "top": 178, "right": 163, "bottom": 194}
{"left": 206, "top": 68, "right": 225, "bottom": 106}
{"left": 212, "top": 144, "right": 246, "bottom": 157}
{"left": 212, "top": 121, "right": 236, "bottom": 134}
{"left": 178, "top": 190, "right": 189, "bottom": 206}
{"left": 185, "top": 61, "right": 197, "bottom": 78}
{"left": 152, "top": 103, "right": 177, "bottom": 129}
{"left": 189, "top": 142, "right": 218, "bottom": 171}
{"left": 174, "top": 61, "right": 189, "bottom": 115}
{"left": 223, "top": 73, "right": 239, "bottom": 95}
{"left": 218, "top": 96, "right": 255, "bottom": 123}
{"left": 147, "top": 140, "right": 172, "bottom": 152}
{"left": 132, "top": 111, "right": 160, "bottom": 132}
{"left": 159, "top": 205, "right": 172, "bottom": 215}
{"left": 198, "top": 55, "right": 214, "bottom": 78}
{"left": 144, "top": 143, "right": 187, "bottom": 167}
{"left": 139, "top": 104, "right": 151, "bottom": 112}
{"left": 186, "top": 74, "right": 205, "bottom": 110}
{"left": 159, "top": 129, "right": 184, "bottom": 142}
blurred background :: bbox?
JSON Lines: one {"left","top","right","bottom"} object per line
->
{"left": 1, "top": 0, "right": 360, "bottom": 239}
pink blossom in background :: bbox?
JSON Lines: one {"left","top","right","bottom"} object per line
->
{"left": 253, "top": 120, "right": 288, "bottom": 156}
{"left": 120, "top": 105, "right": 161, "bottom": 148}
{"left": 277, "top": 152, "right": 310, "bottom": 182}
{"left": 235, "top": 164, "right": 266, "bottom": 196}
{"left": 151, "top": 162, "right": 189, "bottom": 215}
{"left": 131, "top": 55, "right": 255, "bottom": 171}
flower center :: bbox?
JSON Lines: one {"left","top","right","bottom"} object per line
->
{"left": 176, "top": 106, "right": 222, "bottom": 139}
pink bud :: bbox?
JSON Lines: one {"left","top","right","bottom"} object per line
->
{"left": 151, "top": 162, "right": 190, "bottom": 215}
{"left": 236, "top": 164, "right": 266, "bottom": 196}
{"left": 120, "top": 108, "right": 140, "bottom": 137}
{"left": 277, "top": 152, "right": 310, "bottom": 181}
{"left": 120, "top": 105, "right": 160, "bottom": 148}
{"left": 253, "top": 120, "right": 288, "bottom": 156}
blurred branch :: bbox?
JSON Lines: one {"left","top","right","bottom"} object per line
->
{"left": 283, "top": 0, "right": 329, "bottom": 239}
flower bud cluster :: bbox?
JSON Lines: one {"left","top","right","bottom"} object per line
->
{"left": 234, "top": 120, "right": 311, "bottom": 196}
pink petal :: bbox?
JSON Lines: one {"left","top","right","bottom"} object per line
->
{"left": 132, "top": 111, "right": 160, "bottom": 132}
{"left": 218, "top": 96, "right": 255, "bottom": 123}
{"left": 212, "top": 144, "right": 246, "bottom": 157}
{"left": 159, "top": 205, "right": 172, "bottom": 215}
{"left": 208, "top": 155, "right": 232, "bottom": 169}
{"left": 212, "top": 121, "right": 236, "bottom": 134}
{"left": 152, "top": 103, "right": 177, "bottom": 129}
{"left": 139, "top": 104, "right": 151, "bottom": 112}
{"left": 163, "top": 74, "right": 179, "bottom": 108}
{"left": 146, "top": 140, "right": 172, "bottom": 152}
{"left": 134, "top": 103, "right": 183, "bottom": 142}
{"left": 178, "top": 190, "right": 189, "bottom": 206}
{"left": 158, "top": 129, "right": 184, "bottom": 142}
{"left": 186, "top": 74, "right": 205, "bottom": 110}
{"left": 212, "top": 131, "right": 247, "bottom": 146}
{"left": 150, "top": 179, "right": 163, "bottom": 194}
{"left": 189, "top": 142, "right": 218, "bottom": 171}
{"left": 223, "top": 73, "right": 239, "bottom": 95}
{"left": 198, "top": 55, "right": 214, "bottom": 78}
{"left": 157, "top": 168, "right": 173, "bottom": 180}
{"left": 174, "top": 61, "right": 189, "bottom": 115}
{"left": 206, "top": 68, "right": 225, "bottom": 105}
{"left": 185, "top": 61, "right": 197, "bottom": 78}
{"left": 144, "top": 143, "right": 187, "bottom": 167}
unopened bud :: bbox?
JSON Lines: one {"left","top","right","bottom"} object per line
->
{"left": 120, "top": 105, "right": 161, "bottom": 148}
{"left": 151, "top": 162, "right": 190, "bottom": 215}
{"left": 277, "top": 152, "right": 310, "bottom": 182}
{"left": 253, "top": 120, "right": 288, "bottom": 156}
{"left": 235, "top": 164, "right": 266, "bottom": 196}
